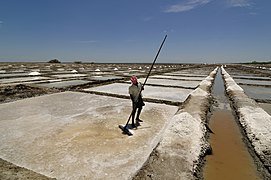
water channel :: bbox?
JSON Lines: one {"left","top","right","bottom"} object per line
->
{"left": 203, "top": 68, "right": 261, "bottom": 180}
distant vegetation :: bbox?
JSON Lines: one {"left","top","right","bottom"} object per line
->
{"left": 74, "top": 61, "right": 82, "bottom": 64}
{"left": 243, "top": 60, "right": 271, "bottom": 64}
{"left": 48, "top": 59, "right": 61, "bottom": 63}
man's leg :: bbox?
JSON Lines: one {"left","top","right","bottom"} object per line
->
{"left": 131, "top": 105, "right": 137, "bottom": 127}
{"left": 136, "top": 106, "right": 143, "bottom": 123}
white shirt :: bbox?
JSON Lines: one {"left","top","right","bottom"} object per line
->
{"left": 129, "top": 82, "right": 143, "bottom": 102}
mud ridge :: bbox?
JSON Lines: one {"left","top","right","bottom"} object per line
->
{"left": 0, "top": 84, "right": 60, "bottom": 104}
{"left": 0, "top": 158, "right": 55, "bottom": 180}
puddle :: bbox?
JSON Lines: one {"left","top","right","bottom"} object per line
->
{"left": 203, "top": 68, "right": 261, "bottom": 179}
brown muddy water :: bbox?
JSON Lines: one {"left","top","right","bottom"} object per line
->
{"left": 203, "top": 69, "right": 261, "bottom": 180}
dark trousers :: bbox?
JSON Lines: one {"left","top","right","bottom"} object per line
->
{"left": 131, "top": 103, "right": 142, "bottom": 125}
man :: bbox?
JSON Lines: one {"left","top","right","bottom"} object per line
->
{"left": 129, "top": 75, "right": 145, "bottom": 128}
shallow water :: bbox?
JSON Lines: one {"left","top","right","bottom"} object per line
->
{"left": 258, "top": 103, "right": 271, "bottom": 116}
{"left": 234, "top": 78, "right": 271, "bottom": 86}
{"left": 233, "top": 75, "right": 271, "bottom": 80}
{"left": 240, "top": 85, "right": 271, "bottom": 100}
{"left": 204, "top": 69, "right": 261, "bottom": 180}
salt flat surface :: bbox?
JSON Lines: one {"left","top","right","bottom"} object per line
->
{"left": 0, "top": 92, "right": 178, "bottom": 179}
{"left": 0, "top": 77, "right": 51, "bottom": 84}
{"left": 136, "top": 78, "right": 199, "bottom": 88}
{"left": 234, "top": 78, "right": 271, "bottom": 86}
{"left": 84, "top": 83, "right": 193, "bottom": 103}
{"left": 37, "top": 80, "right": 92, "bottom": 88}
{"left": 151, "top": 75, "right": 204, "bottom": 81}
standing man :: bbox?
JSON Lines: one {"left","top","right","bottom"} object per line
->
{"left": 129, "top": 75, "right": 145, "bottom": 128}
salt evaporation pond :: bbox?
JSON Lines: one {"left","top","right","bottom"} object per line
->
{"left": 37, "top": 80, "right": 92, "bottom": 88}
{"left": 258, "top": 103, "right": 271, "bottom": 116}
{"left": 51, "top": 74, "right": 88, "bottom": 78}
{"left": 88, "top": 76, "right": 124, "bottom": 81}
{"left": 164, "top": 72, "right": 207, "bottom": 77}
{"left": 240, "top": 85, "right": 271, "bottom": 100}
{"left": 151, "top": 75, "right": 204, "bottom": 81}
{"left": 0, "top": 73, "right": 30, "bottom": 77}
{"left": 84, "top": 83, "right": 193, "bottom": 103}
{"left": 232, "top": 75, "right": 271, "bottom": 80}
{"left": 135, "top": 78, "right": 200, "bottom": 88}
{"left": 234, "top": 79, "right": 271, "bottom": 86}
{"left": 0, "top": 77, "right": 51, "bottom": 84}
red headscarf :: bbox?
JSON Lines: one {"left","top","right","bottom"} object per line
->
{"left": 130, "top": 75, "right": 138, "bottom": 84}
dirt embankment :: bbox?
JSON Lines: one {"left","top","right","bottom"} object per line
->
{"left": 0, "top": 158, "right": 55, "bottom": 180}
{"left": 0, "top": 84, "right": 59, "bottom": 104}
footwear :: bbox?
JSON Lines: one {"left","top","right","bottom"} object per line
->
{"left": 131, "top": 124, "right": 137, "bottom": 129}
{"left": 136, "top": 118, "right": 143, "bottom": 122}
{"left": 135, "top": 122, "right": 141, "bottom": 127}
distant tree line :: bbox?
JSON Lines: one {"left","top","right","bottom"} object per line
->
{"left": 48, "top": 59, "right": 61, "bottom": 63}
{"left": 242, "top": 60, "right": 271, "bottom": 64}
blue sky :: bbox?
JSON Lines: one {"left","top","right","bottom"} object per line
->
{"left": 0, "top": 0, "right": 271, "bottom": 63}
